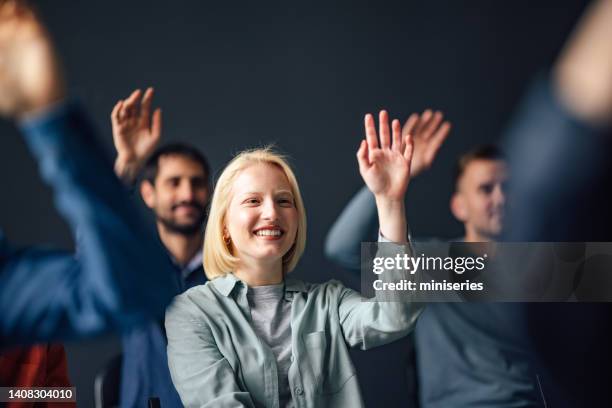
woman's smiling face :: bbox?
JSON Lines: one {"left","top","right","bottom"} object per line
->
{"left": 225, "top": 162, "right": 299, "bottom": 268}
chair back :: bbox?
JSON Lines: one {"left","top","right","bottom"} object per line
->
{"left": 94, "top": 353, "right": 122, "bottom": 408}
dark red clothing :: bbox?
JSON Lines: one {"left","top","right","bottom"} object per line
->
{"left": 0, "top": 344, "right": 74, "bottom": 408}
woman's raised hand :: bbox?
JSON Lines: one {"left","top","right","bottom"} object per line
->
{"left": 357, "top": 110, "right": 414, "bottom": 202}
{"left": 357, "top": 110, "right": 414, "bottom": 242}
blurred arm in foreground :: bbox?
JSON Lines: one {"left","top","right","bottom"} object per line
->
{"left": 0, "top": 0, "right": 179, "bottom": 345}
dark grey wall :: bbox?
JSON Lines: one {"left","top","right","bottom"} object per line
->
{"left": 0, "top": 0, "right": 589, "bottom": 406}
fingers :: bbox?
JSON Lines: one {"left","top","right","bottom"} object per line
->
{"left": 140, "top": 86, "right": 154, "bottom": 127}
{"left": 0, "top": 1, "right": 18, "bottom": 20}
{"left": 0, "top": 1, "right": 30, "bottom": 20}
{"left": 118, "top": 100, "right": 127, "bottom": 121}
{"left": 379, "top": 110, "right": 391, "bottom": 149}
{"left": 0, "top": 0, "right": 38, "bottom": 41}
{"left": 403, "top": 132, "right": 414, "bottom": 163}
{"left": 422, "top": 110, "right": 444, "bottom": 137}
{"left": 366, "top": 110, "right": 413, "bottom": 153}
{"left": 122, "top": 88, "right": 141, "bottom": 119}
{"left": 413, "top": 109, "right": 433, "bottom": 136}
{"left": 356, "top": 139, "right": 370, "bottom": 171}
{"left": 401, "top": 113, "right": 419, "bottom": 139}
{"left": 151, "top": 107, "right": 162, "bottom": 141}
{"left": 391, "top": 119, "right": 401, "bottom": 152}
{"left": 364, "top": 113, "right": 379, "bottom": 150}
{"left": 425, "top": 121, "right": 452, "bottom": 163}
{"left": 110, "top": 99, "right": 123, "bottom": 126}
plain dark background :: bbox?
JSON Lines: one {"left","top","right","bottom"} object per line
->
{"left": 0, "top": 0, "right": 590, "bottom": 406}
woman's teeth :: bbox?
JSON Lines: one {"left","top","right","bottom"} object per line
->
{"left": 255, "top": 229, "right": 282, "bottom": 236}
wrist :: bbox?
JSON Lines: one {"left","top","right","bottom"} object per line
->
{"left": 374, "top": 196, "right": 405, "bottom": 212}
{"left": 375, "top": 197, "right": 407, "bottom": 243}
{"left": 114, "top": 157, "right": 142, "bottom": 184}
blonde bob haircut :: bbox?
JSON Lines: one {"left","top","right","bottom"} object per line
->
{"left": 203, "top": 147, "right": 307, "bottom": 280}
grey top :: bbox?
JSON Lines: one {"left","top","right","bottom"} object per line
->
{"left": 247, "top": 284, "right": 294, "bottom": 408}
{"left": 165, "top": 239, "right": 422, "bottom": 408}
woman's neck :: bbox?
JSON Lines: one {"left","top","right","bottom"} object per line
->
{"left": 234, "top": 259, "right": 283, "bottom": 287}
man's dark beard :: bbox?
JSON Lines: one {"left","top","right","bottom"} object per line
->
{"left": 157, "top": 202, "right": 206, "bottom": 236}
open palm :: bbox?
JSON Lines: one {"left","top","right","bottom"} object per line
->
{"left": 357, "top": 110, "right": 414, "bottom": 201}
{"left": 403, "top": 109, "right": 451, "bottom": 177}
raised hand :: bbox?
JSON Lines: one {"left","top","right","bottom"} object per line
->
{"left": 358, "top": 110, "right": 414, "bottom": 201}
{"left": 0, "top": 0, "right": 64, "bottom": 117}
{"left": 402, "top": 109, "right": 451, "bottom": 177}
{"left": 357, "top": 110, "right": 414, "bottom": 242}
{"left": 111, "top": 87, "right": 161, "bottom": 182}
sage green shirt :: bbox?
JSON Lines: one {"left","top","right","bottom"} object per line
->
{"left": 166, "top": 244, "right": 421, "bottom": 408}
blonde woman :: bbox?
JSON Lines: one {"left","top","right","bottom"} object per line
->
{"left": 165, "top": 110, "right": 422, "bottom": 408}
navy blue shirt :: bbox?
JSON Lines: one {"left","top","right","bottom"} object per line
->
{"left": 120, "top": 252, "right": 207, "bottom": 408}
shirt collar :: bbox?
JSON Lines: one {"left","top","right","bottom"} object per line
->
{"left": 181, "top": 251, "right": 203, "bottom": 280}
{"left": 212, "top": 273, "right": 308, "bottom": 297}
{"left": 166, "top": 248, "right": 203, "bottom": 280}
{"left": 212, "top": 274, "right": 241, "bottom": 296}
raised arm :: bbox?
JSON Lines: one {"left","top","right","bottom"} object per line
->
{"left": 0, "top": 0, "right": 178, "bottom": 343}
{"left": 111, "top": 87, "right": 162, "bottom": 184}
{"left": 336, "top": 110, "right": 424, "bottom": 349}
{"left": 357, "top": 110, "right": 413, "bottom": 241}
{"left": 504, "top": 0, "right": 612, "bottom": 241}
{"left": 325, "top": 110, "right": 451, "bottom": 269}
{"left": 502, "top": 3, "right": 612, "bottom": 405}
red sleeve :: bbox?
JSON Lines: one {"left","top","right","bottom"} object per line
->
{"left": 46, "top": 344, "right": 75, "bottom": 408}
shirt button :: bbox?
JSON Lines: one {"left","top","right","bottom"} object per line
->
{"left": 295, "top": 386, "right": 304, "bottom": 396}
